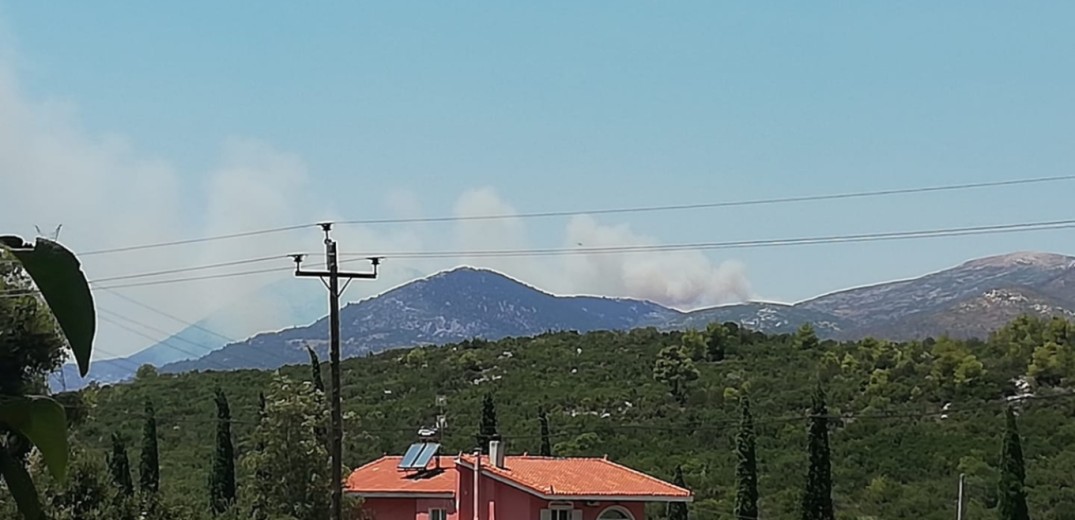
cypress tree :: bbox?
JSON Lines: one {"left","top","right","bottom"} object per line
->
{"left": 251, "top": 391, "right": 270, "bottom": 520}
{"left": 476, "top": 393, "right": 500, "bottom": 454}
{"left": 801, "top": 384, "right": 834, "bottom": 520}
{"left": 734, "top": 396, "right": 759, "bottom": 520}
{"left": 668, "top": 465, "right": 689, "bottom": 520}
{"left": 307, "top": 347, "right": 327, "bottom": 450}
{"left": 209, "top": 388, "right": 236, "bottom": 513}
{"left": 306, "top": 346, "right": 325, "bottom": 394}
{"left": 538, "top": 407, "right": 552, "bottom": 457}
{"left": 139, "top": 399, "right": 160, "bottom": 494}
{"left": 108, "top": 432, "right": 134, "bottom": 497}
{"left": 997, "top": 407, "right": 1030, "bottom": 520}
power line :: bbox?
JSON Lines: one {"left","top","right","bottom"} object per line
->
{"left": 89, "top": 265, "right": 292, "bottom": 290}
{"left": 88, "top": 255, "right": 286, "bottom": 284}
{"left": 74, "top": 348, "right": 146, "bottom": 373}
{"left": 98, "top": 287, "right": 237, "bottom": 344}
{"left": 96, "top": 313, "right": 233, "bottom": 371}
{"left": 336, "top": 174, "right": 1075, "bottom": 226}
{"left": 81, "top": 217, "right": 1075, "bottom": 291}
{"left": 71, "top": 174, "right": 1075, "bottom": 257}
{"left": 87, "top": 256, "right": 373, "bottom": 291}
{"left": 351, "top": 218, "right": 1075, "bottom": 259}
{"left": 98, "top": 308, "right": 220, "bottom": 354}
{"left": 80, "top": 224, "right": 314, "bottom": 257}
{"left": 98, "top": 295, "right": 298, "bottom": 368}
{"left": 98, "top": 308, "right": 297, "bottom": 371}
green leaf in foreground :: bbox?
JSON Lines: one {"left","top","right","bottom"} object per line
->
{"left": 0, "top": 395, "right": 70, "bottom": 480}
{"left": 0, "top": 236, "right": 96, "bottom": 376}
{"left": 0, "top": 450, "right": 45, "bottom": 520}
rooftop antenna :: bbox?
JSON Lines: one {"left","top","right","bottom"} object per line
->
{"left": 436, "top": 394, "right": 448, "bottom": 432}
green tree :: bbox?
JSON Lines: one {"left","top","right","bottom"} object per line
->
{"left": 668, "top": 465, "right": 689, "bottom": 520}
{"left": 139, "top": 399, "right": 159, "bottom": 495}
{"left": 243, "top": 376, "right": 330, "bottom": 520}
{"left": 801, "top": 384, "right": 834, "bottom": 520}
{"left": 538, "top": 408, "right": 552, "bottom": 457}
{"left": 306, "top": 347, "right": 325, "bottom": 395}
{"left": 476, "top": 394, "right": 500, "bottom": 454}
{"left": 306, "top": 347, "right": 327, "bottom": 452}
{"left": 682, "top": 329, "right": 707, "bottom": 362}
{"left": 653, "top": 346, "right": 699, "bottom": 405}
{"left": 38, "top": 450, "right": 134, "bottom": 520}
{"left": 250, "top": 392, "right": 269, "bottom": 520}
{"left": 705, "top": 322, "right": 726, "bottom": 361}
{"left": 840, "top": 353, "right": 859, "bottom": 373}
{"left": 931, "top": 337, "right": 985, "bottom": 392}
{"left": 134, "top": 364, "right": 158, "bottom": 381}
{"left": 1028, "top": 341, "right": 1075, "bottom": 387}
{"left": 734, "top": 396, "right": 759, "bottom": 520}
{"left": 107, "top": 434, "right": 133, "bottom": 497}
{"left": 997, "top": 407, "right": 1029, "bottom": 520}
{"left": 209, "top": 389, "right": 236, "bottom": 514}
{"left": 553, "top": 433, "right": 600, "bottom": 457}
{"left": 818, "top": 352, "right": 841, "bottom": 380}
{"left": 795, "top": 323, "right": 820, "bottom": 350}
{"left": 0, "top": 237, "right": 96, "bottom": 520}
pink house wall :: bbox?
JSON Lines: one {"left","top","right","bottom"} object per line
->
{"left": 359, "top": 497, "right": 457, "bottom": 520}
{"left": 456, "top": 465, "right": 647, "bottom": 520}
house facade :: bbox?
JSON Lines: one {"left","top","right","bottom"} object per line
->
{"left": 346, "top": 442, "right": 690, "bottom": 520}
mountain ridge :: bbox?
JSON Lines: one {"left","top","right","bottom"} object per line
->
{"left": 55, "top": 251, "right": 1075, "bottom": 387}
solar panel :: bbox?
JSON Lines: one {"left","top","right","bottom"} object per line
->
{"left": 398, "top": 443, "right": 424, "bottom": 469}
{"left": 411, "top": 442, "right": 441, "bottom": 469}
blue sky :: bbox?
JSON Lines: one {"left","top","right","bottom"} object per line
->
{"left": 3, "top": 2, "right": 1075, "bottom": 356}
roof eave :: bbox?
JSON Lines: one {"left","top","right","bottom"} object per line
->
{"left": 544, "top": 494, "right": 693, "bottom": 503}
{"left": 455, "top": 459, "right": 692, "bottom": 503}
{"left": 344, "top": 491, "right": 455, "bottom": 499}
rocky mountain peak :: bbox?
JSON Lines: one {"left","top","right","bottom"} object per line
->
{"left": 961, "top": 251, "right": 1075, "bottom": 270}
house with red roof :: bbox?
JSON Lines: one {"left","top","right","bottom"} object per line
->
{"left": 346, "top": 441, "right": 691, "bottom": 520}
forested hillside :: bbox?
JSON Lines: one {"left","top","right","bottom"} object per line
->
{"left": 15, "top": 317, "right": 1075, "bottom": 519}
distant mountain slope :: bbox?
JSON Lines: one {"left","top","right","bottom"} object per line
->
{"left": 801, "top": 252, "right": 1075, "bottom": 323}
{"left": 48, "top": 321, "right": 229, "bottom": 391}
{"left": 662, "top": 302, "right": 849, "bottom": 336}
{"left": 48, "top": 276, "right": 334, "bottom": 391}
{"left": 849, "top": 286, "right": 1075, "bottom": 341}
{"left": 162, "top": 267, "right": 681, "bottom": 373}
{"left": 76, "top": 251, "right": 1075, "bottom": 379}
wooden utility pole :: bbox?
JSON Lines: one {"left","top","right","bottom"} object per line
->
{"left": 293, "top": 223, "right": 379, "bottom": 520}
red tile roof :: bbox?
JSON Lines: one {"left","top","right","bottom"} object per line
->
{"left": 345, "top": 456, "right": 457, "bottom": 497}
{"left": 458, "top": 455, "right": 691, "bottom": 500}
{"left": 346, "top": 455, "right": 691, "bottom": 502}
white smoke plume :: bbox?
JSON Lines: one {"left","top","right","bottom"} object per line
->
{"left": 561, "top": 215, "right": 752, "bottom": 309}
{"left": 0, "top": 48, "right": 753, "bottom": 360}
{"left": 448, "top": 189, "right": 754, "bottom": 310}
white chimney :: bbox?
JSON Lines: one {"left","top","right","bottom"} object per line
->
{"left": 489, "top": 440, "right": 506, "bottom": 469}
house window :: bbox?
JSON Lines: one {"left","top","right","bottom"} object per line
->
{"left": 598, "top": 507, "right": 634, "bottom": 520}
{"left": 541, "top": 508, "right": 580, "bottom": 520}
{"left": 429, "top": 508, "right": 447, "bottom": 520}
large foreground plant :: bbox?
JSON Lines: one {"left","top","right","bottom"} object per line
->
{"left": 1, "top": 236, "right": 95, "bottom": 520}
